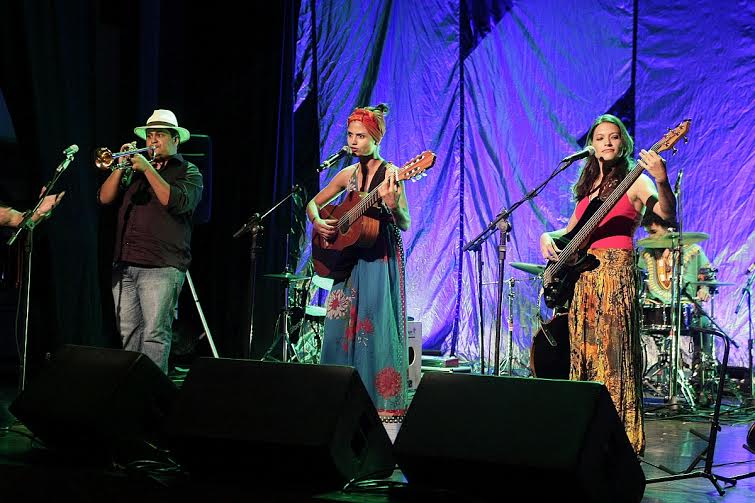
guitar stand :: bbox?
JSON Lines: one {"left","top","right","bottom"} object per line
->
{"left": 646, "top": 327, "right": 736, "bottom": 495}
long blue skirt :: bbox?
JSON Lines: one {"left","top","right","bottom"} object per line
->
{"left": 320, "top": 234, "right": 408, "bottom": 418}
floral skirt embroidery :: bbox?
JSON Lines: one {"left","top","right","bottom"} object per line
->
{"left": 568, "top": 248, "right": 645, "bottom": 455}
{"left": 320, "top": 234, "right": 408, "bottom": 418}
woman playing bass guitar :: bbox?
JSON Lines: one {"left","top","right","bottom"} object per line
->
{"left": 539, "top": 114, "right": 677, "bottom": 455}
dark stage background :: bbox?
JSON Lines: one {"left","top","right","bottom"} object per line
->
{"left": 0, "top": 1, "right": 302, "bottom": 376}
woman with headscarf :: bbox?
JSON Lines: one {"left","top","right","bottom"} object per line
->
{"left": 307, "top": 104, "right": 409, "bottom": 440}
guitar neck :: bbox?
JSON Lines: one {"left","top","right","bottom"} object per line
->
{"left": 337, "top": 181, "right": 386, "bottom": 228}
{"left": 550, "top": 141, "right": 665, "bottom": 275}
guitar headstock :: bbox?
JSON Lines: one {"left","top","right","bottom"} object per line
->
{"left": 398, "top": 151, "right": 436, "bottom": 182}
{"left": 656, "top": 119, "right": 691, "bottom": 155}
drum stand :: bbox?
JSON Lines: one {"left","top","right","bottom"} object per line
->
{"left": 641, "top": 332, "right": 697, "bottom": 408}
{"left": 261, "top": 276, "right": 299, "bottom": 362}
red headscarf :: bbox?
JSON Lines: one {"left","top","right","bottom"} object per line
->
{"left": 347, "top": 107, "right": 386, "bottom": 143}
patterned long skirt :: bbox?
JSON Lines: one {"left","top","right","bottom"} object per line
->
{"left": 320, "top": 239, "right": 408, "bottom": 421}
{"left": 568, "top": 248, "right": 645, "bottom": 455}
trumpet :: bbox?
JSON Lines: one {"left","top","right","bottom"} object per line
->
{"left": 94, "top": 145, "right": 155, "bottom": 170}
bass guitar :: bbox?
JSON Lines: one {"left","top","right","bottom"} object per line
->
{"left": 312, "top": 151, "right": 436, "bottom": 280}
{"left": 531, "top": 119, "right": 691, "bottom": 379}
{"left": 542, "top": 119, "right": 691, "bottom": 309}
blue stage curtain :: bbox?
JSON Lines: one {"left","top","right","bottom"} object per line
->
{"left": 297, "top": 0, "right": 755, "bottom": 367}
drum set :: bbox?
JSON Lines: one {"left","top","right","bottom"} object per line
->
{"left": 513, "top": 229, "right": 731, "bottom": 408}
{"left": 635, "top": 231, "right": 733, "bottom": 407}
{"left": 259, "top": 271, "right": 332, "bottom": 364}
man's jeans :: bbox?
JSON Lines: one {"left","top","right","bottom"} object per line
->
{"left": 112, "top": 263, "right": 186, "bottom": 374}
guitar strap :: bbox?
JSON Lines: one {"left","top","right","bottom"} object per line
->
{"left": 359, "top": 161, "right": 387, "bottom": 192}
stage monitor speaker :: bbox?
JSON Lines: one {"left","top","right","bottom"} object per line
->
{"left": 164, "top": 358, "right": 395, "bottom": 490}
{"left": 9, "top": 345, "right": 178, "bottom": 460}
{"left": 394, "top": 373, "right": 645, "bottom": 502}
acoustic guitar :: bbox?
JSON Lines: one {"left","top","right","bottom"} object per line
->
{"left": 311, "top": 151, "right": 436, "bottom": 280}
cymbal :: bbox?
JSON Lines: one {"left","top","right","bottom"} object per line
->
{"left": 263, "top": 272, "right": 310, "bottom": 282}
{"left": 689, "top": 280, "right": 735, "bottom": 287}
{"left": 510, "top": 262, "right": 545, "bottom": 276}
{"left": 637, "top": 231, "right": 710, "bottom": 248}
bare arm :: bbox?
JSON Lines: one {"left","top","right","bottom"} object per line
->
{"left": 540, "top": 208, "right": 579, "bottom": 261}
{"left": 634, "top": 149, "right": 676, "bottom": 222}
{"left": 0, "top": 191, "right": 65, "bottom": 227}
{"left": 307, "top": 168, "right": 352, "bottom": 240}
{"left": 0, "top": 206, "right": 24, "bottom": 227}
{"left": 98, "top": 169, "right": 125, "bottom": 205}
{"left": 378, "top": 164, "right": 410, "bottom": 231}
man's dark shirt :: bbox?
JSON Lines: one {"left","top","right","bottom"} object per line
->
{"left": 104, "top": 153, "right": 203, "bottom": 271}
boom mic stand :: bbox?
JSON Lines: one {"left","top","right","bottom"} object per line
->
{"left": 463, "top": 157, "right": 579, "bottom": 376}
{"left": 233, "top": 185, "right": 302, "bottom": 359}
{"left": 8, "top": 149, "right": 75, "bottom": 392}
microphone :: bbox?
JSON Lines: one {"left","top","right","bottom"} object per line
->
{"left": 560, "top": 145, "right": 595, "bottom": 163}
{"left": 674, "top": 168, "right": 684, "bottom": 193}
{"left": 317, "top": 146, "right": 351, "bottom": 172}
{"left": 746, "top": 262, "right": 755, "bottom": 275}
{"left": 62, "top": 144, "right": 79, "bottom": 156}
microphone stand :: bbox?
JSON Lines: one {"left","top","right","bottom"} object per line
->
{"left": 475, "top": 249, "right": 485, "bottom": 374}
{"left": 9, "top": 150, "right": 74, "bottom": 392}
{"left": 734, "top": 268, "right": 755, "bottom": 400}
{"left": 233, "top": 186, "right": 301, "bottom": 359}
{"left": 463, "top": 157, "right": 578, "bottom": 376}
{"left": 647, "top": 290, "right": 738, "bottom": 496}
{"left": 667, "top": 169, "right": 684, "bottom": 407}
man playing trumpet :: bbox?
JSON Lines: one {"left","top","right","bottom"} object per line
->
{"left": 97, "top": 109, "right": 203, "bottom": 374}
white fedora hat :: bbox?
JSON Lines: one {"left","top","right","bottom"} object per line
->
{"left": 134, "top": 109, "right": 191, "bottom": 144}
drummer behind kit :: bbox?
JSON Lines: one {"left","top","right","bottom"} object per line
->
{"left": 635, "top": 229, "right": 734, "bottom": 406}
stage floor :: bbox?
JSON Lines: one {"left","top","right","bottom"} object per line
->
{"left": 1, "top": 368, "right": 755, "bottom": 502}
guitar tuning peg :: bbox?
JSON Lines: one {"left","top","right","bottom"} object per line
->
{"left": 672, "top": 146, "right": 678, "bottom": 155}
{"left": 683, "top": 136, "right": 689, "bottom": 143}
